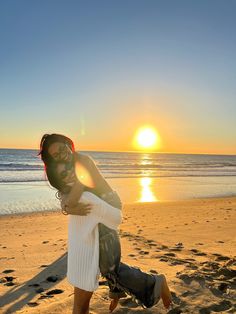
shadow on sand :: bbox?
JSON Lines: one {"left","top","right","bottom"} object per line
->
{"left": 0, "top": 253, "right": 67, "bottom": 314}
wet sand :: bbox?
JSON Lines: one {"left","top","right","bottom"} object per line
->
{"left": 0, "top": 197, "right": 236, "bottom": 313}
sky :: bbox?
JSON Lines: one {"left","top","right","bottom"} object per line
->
{"left": 0, "top": 0, "right": 235, "bottom": 154}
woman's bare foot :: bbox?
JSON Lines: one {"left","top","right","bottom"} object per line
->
{"left": 160, "top": 275, "right": 172, "bottom": 309}
{"left": 152, "top": 274, "right": 172, "bottom": 309}
{"left": 109, "top": 297, "right": 119, "bottom": 312}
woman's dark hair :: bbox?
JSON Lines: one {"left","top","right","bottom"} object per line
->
{"left": 38, "top": 133, "right": 75, "bottom": 164}
{"left": 45, "top": 163, "right": 71, "bottom": 194}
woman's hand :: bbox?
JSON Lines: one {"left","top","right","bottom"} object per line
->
{"left": 64, "top": 202, "right": 93, "bottom": 216}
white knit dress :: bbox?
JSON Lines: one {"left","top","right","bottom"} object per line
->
{"left": 67, "top": 191, "right": 122, "bottom": 292}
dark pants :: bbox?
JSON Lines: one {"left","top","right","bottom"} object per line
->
{"left": 98, "top": 224, "right": 156, "bottom": 308}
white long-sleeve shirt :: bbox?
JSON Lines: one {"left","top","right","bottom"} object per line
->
{"left": 67, "top": 191, "right": 122, "bottom": 291}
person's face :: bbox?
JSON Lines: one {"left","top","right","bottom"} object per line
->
{"left": 57, "top": 163, "right": 76, "bottom": 185}
{"left": 48, "top": 142, "right": 73, "bottom": 162}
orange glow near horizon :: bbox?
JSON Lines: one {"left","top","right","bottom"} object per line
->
{"left": 133, "top": 126, "right": 161, "bottom": 151}
{"left": 1, "top": 130, "right": 236, "bottom": 155}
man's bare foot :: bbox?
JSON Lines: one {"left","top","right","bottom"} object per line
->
{"left": 160, "top": 275, "right": 172, "bottom": 309}
{"left": 109, "top": 298, "right": 119, "bottom": 312}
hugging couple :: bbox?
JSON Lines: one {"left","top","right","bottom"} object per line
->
{"left": 39, "top": 133, "right": 172, "bottom": 314}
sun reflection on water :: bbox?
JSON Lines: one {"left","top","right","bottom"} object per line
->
{"left": 139, "top": 177, "right": 158, "bottom": 202}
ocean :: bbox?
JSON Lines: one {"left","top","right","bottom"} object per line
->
{"left": 0, "top": 149, "right": 236, "bottom": 215}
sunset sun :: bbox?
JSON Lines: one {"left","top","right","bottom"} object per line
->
{"left": 133, "top": 126, "right": 160, "bottom": 150}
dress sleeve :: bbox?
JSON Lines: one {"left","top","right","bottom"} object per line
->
{"left": 80, "top": 191, "right": 122, "bottom": 230}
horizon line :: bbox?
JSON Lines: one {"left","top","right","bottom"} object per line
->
{"left": 0, "top": 147, "right": 235, "bottom": 156}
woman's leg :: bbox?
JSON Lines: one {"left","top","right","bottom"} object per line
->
{"left": 73, "top": 287, "right": 93, "bottom": 314}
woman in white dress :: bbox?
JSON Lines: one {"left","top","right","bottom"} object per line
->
{"left": 39, "top": 134, "right": 172, "bottom": 314}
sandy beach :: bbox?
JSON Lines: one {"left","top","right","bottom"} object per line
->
{"left": 0, "top": 197, "right": 236, "bottom": 313}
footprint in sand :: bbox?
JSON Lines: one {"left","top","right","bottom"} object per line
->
{"left": 190, "top": 249, "right": 207, "bottom": 256}
{"left": 170, "top": 260, "right": 186, "bottom": 266}
{"left": 2, "top": 269, "right": 15, "bottom": 274}
{"left": 160, "top": 244, "right": 169, "bottom": 249}
{"left": 4, "top": 281, "right": 16, "bottom": 286}
{"left": 36, "top": 287, "right": 45, "bottom": 293}
{"left": 168, "top": 307, "right": 183, "bottom": 314}
{"left": 170, "top": 291, "right": 183, "bottom": 306}
{"left": 216, "top": 266, "right": 236, "bottom": 280}
{"left": 38, "top": 294, "right": 54, "bottom": 300}
{"left": 195, "top": 252, "right": 207, "bottom": 256}
{"left": 2, "top": 276, "right": 16, "bottom": 285}
{"left": 146, "top": 239, "right": 155, "bottom": 244}
{"left": 46, "top": 289, "right": 64, "bottom": 295}
{"left": 215, "top": 255, "right": 230, "bottom": 262}
{"left": 200, "top": 261, "right": 220, "bottom": 270}
{"left": 139, "top": 250, "right": 149, "bottom": 255}
{"left": 27, "top": 302, "right": 39, "bottom": 307}
{"left": 212, "top": 253, "right": 222, "bottom": 257}
{"left": 185, "top": 264, "right": 198, "bottom": 270}
{"left": 46, "top": 275, "right": 59, "bottom": 282}
{"left": 149, "top": 269, "right": 158, "bottom": 274}
{"left": 164, "top": 252, "right": 176, "bottom": 257}
{"left": 190, "top": 249, "right": 199, "bottom": 253}
{"left": 177, "top": 272, "right": 205, "bottom": 285}
{"left": 170, "top": 247, "right": 182, "bottom": 252}
{"left": 160, "top": 257, "right": 169, "bottom": 262}
{"left": 199, "top": 300, "right": 232, "bottom": 313}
